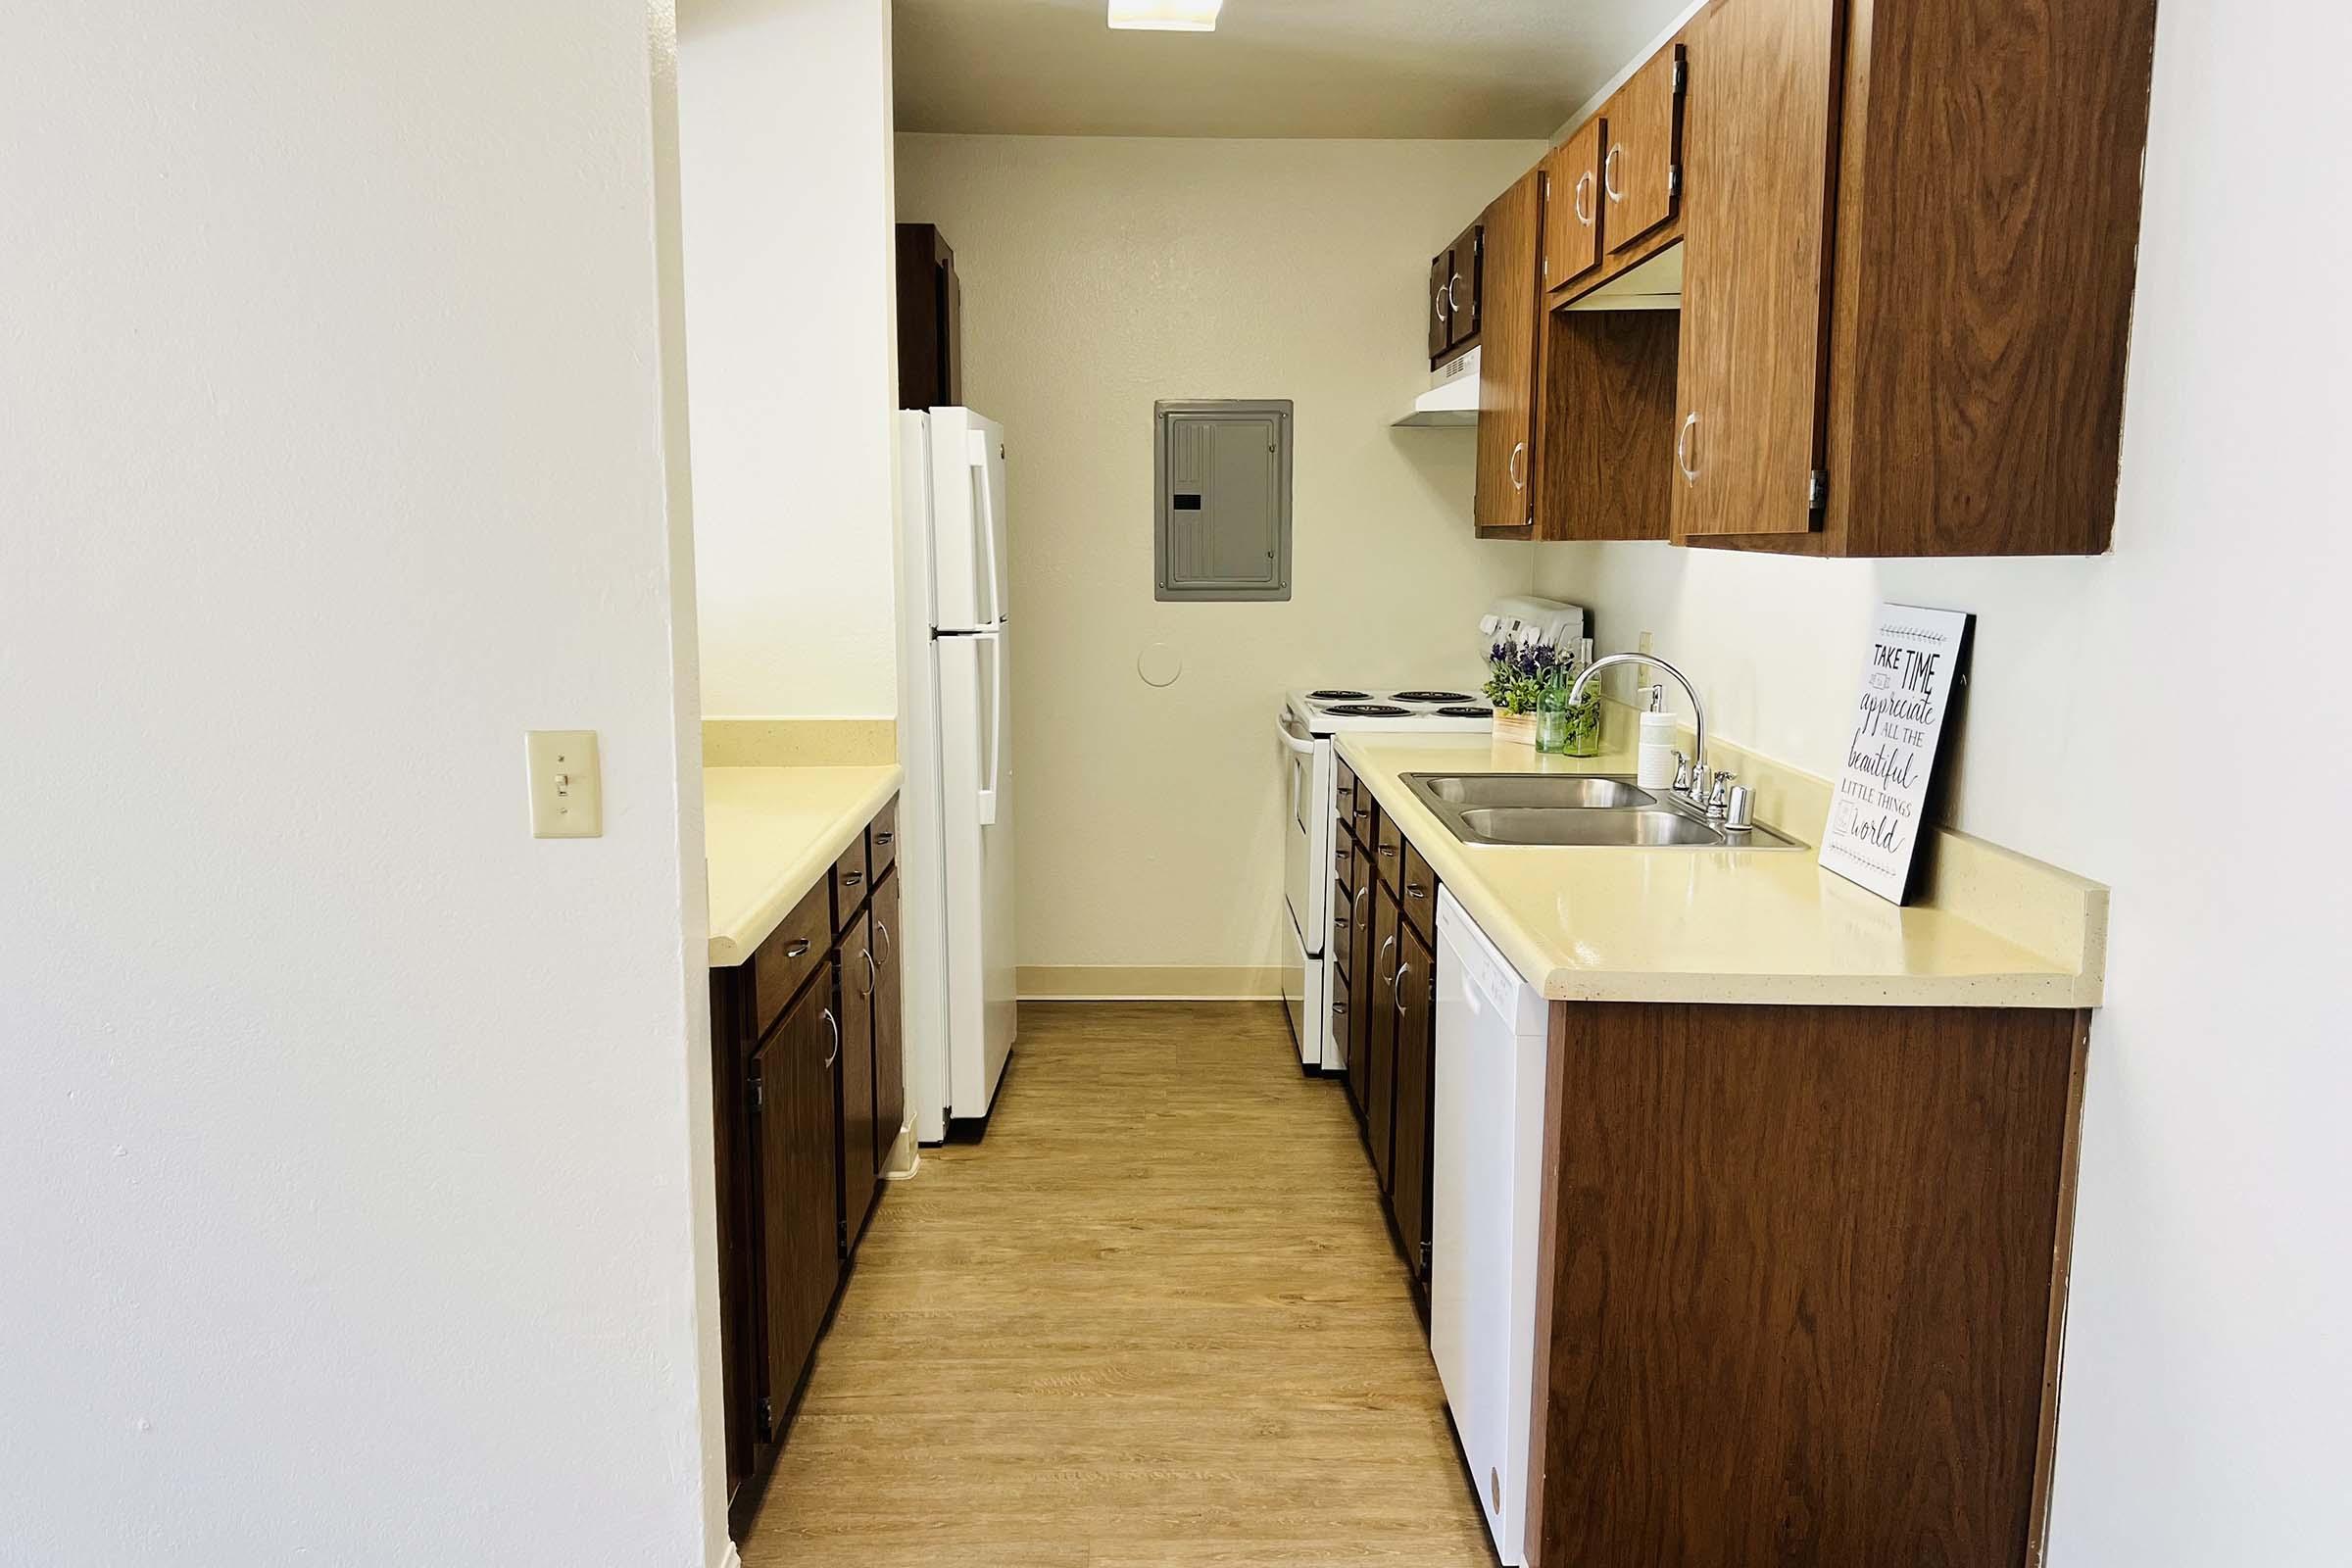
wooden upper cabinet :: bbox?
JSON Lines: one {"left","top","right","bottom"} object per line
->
{"left": 1474, "top": 170, "right": 1544, "bottom": 536}
{"left": 1601, "top": 45, "right": 1685, "bottom": 257}
{"left": 1541, "top": 117, "right": 1605, "bottom": 296}
{"left": 1670, "top": 0, "right": 2158, "bottom": 555}
{"left": 1446, "top": 221, "right": 1482, "bottom": 349}
{"left": 1428, "top": 250, "right": 1453, "bottom": 362}
{"left": 1670, "top": 0, "right": 1841, "bottom": 540}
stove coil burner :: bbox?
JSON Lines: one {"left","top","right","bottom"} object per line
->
{"left": 1392, "top": 690, "right": 1476, "bottom": 704}
{"left": 1323, "top": 704, "right": 1412, "bottom": 717}
{"left": 1437, "top": 706, "right": 1494, "bottom": 718}
{"left": 1308, "top": 688, "right": 1371, "bottom": 700}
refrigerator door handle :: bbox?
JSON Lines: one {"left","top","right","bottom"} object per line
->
{"left": 967, "top": 428, "right": 1004, "bottom": 627}
{"left": 975, "top": 628, "right": 1004, "bottom": 826}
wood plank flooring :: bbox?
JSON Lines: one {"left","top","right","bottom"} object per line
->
{"left": 741, "top": 1002, "right": 1496, "bottom": 1567}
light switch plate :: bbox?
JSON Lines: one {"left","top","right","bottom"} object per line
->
{"left": 525, "top": 730, "right": 602, "bottom": 838}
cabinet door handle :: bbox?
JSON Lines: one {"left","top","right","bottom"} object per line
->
{"left": 1435, "top": 284, "right": 1449, "bottom": 324}
{"left": 1447, "top": 272, "right": 1465, "bottom": 313}
{"left": 1378, "top": 935, "right": 1396, "bottom": 980}
{"left": 875, "top": 919, "right": 892, "bottom": 970}
{"left": 859, "top": 949, "right": 877, "bottom": 1000}
{"left": 1509, "top": 440, "right": 1527, "bottom": 491}
{"left": 820, "top": 1007, "right": 841, "bottom": 1068}
{"left": 1394, "top": 961, "right": 1412, "bottom": 1016}
{"left": 1354, "top": 886, "right": 1372, "bottom": 924}
{"left": 1676, "top": 412, "right": 1700, "bottom": 484}
{"left": 1574, "top": 170, "right": 1594, "bottom": 227}
{"left": 1603, "top": 143, "right": 1624, "bottom": 203}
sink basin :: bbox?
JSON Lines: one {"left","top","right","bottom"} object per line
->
{"left": 1457, "top": 807, "right": 1725, "bottom": 847}
{"left": 1418, "top": 774, "right": 1656, "bottom": 809}
{"left": 1399, "top": 770, "right": 1806, "bottom": 850}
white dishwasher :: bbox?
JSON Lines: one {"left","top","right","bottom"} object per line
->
{"left": 1431, "top": 888, "right": 1550, "bottom": 1568}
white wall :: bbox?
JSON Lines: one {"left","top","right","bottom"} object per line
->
{"left": 895, "top": 134, "right": 1542, "bottom": 991}
{"left": 0, "top": 6, "right": 724, "bottom": 1564}
{"left": 1537, "top": 2, "right": 2352, "bottom": 1558}
{"left": 680, "top": 0, "right": 901, "bottom": 719}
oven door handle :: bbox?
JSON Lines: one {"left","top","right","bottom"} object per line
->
{"left": 1275, "top": 716, "right": 1317, "bottom": 757}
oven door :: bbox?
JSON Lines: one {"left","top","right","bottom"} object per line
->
{"left": 1276, "top": 711, "right": 1331, "bottom": 956}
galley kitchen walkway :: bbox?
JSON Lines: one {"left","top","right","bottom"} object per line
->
{"left": 740, "top": 1001, "right": 1495, "bottom": 1567}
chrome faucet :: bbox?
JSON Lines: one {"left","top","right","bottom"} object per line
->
{"left": 1569, "top": 653, "right": 1706, "bottom": 801}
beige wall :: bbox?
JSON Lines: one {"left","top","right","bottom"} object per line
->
{"left": 895, "top": 133, "right": 1541, "bottom": 993}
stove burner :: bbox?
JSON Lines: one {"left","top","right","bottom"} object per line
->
{"left": 1323, "top": 703, "right": 1412, "bottom": 717}
{"left": 1437, "top": 706, "right": 1494, "bottom": 718}
{"left": 1308, "top": 688, "right": 1370, "bottom": 700}
{"left": 1391, "top": 689, "right": 1475, "bottom": 704}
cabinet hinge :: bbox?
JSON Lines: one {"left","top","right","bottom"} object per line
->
{"left": 757, "top": 1396, "right": 775, "bottom": 1441}
{"left": 1808, "top": 468, "right": 1830, "bottom": 510}
{"left": 838, "top": 1218, "right": 851, "bottom": 1258}
{"left": 748, "top": 1071, "right": 763, "bottom": 1113}
{"left": 1668, "top": 165, "right": 1682, "bottom": 200}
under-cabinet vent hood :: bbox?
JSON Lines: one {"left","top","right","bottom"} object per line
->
{"left": 1394, "top": 346, "right": 1480, "bottom": 427}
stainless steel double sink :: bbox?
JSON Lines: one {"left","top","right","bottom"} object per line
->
{"left": 1401, "top": 772, "right": 1805, "bottom": 850}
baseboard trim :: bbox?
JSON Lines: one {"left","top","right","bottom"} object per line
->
{"left": 1017, "top": 964, "right": 1286, "bottom": 1001}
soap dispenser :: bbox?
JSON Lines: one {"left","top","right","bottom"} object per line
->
{"left": 1637, "top": 684, "right": 1679, "bottom": 790}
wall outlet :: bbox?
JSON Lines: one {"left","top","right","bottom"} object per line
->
{"left": 525, "top": 730, "right": 602, "bottom": 838}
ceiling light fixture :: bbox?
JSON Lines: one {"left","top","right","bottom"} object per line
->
{"left": 1107, "top": 0, "right": 1223, "bottom": 31}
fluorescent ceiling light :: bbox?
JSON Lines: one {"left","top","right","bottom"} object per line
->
{"left": 1108, "top": 0, "right": 1223, "bottom": 30}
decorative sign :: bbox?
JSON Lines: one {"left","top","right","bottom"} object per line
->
{"left": 1819, "top": 604, "right": 1974, "bottom": 905}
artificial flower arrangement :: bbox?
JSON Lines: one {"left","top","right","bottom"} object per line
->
{"left": 1485, "top": 634, "right": 1602, "bottom": 754}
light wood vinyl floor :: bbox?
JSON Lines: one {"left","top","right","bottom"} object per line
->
{"left": 741, "top": 1002, "right": 1496, "bottom": 1567}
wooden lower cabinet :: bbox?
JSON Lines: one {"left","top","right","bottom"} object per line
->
{"left": 1366, "top": 881, "right": 1400, "bottom": 1194}
{"left": 1527, "top": 1001, "right": 2088, "bottom": 1566}
{"left": 1391, "top": 924, "right": 1436, "bottom": 1290}
{"left": 710, "top": 794, "right": 903, "bottom": 1540}
{"left": 753, "top": 975, "right": 842, "bottom": 1448}
{"left": 871, "top": 868, "right": 905, "bottom": 1168}
{"left": 837, "top": 909, "right": 879, "bottom": 1247}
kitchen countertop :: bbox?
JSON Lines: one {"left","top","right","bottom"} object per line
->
{"left": 1338, "top": 733, "right": 2103, "bottom": 1008}
{"left": 705, "top": 764, "right": 903, "bottom": 966}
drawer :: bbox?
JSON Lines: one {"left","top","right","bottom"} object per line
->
{"left": 1374, "top": 803, "right": 1404, "bottom": 895}
{"left": 1350, "top": 771, "right": 1375, "bottom": 845}
{"left": 753, "top": 881, "right": 831, "bottom": 1040}
{"left": 1334, "top": 760, "right": 1357, "bottom": 833}
{"left": 832, "top": 832, "right": 871, "bottom": 933}
{"left": 1401, "top": 842, "right": 1439, "bottom": 943}
{"left": 868, "top": 795, "right": 900, "bottom": 884}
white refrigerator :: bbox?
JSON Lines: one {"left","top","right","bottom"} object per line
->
{"left": 897, "top": 407, "right": 1018, "bottom": 1142}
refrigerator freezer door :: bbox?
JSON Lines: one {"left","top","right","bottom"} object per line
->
{"left": 928, "top": 408, "right": 1008, "bottom": 631}
{"left": 937, "top": 628, "right": 1017, "bottom": 1121}
{"left": 897, "top": 413, "right": 951, "bottom": 1143}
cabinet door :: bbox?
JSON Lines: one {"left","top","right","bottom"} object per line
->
{"left": 839, "top": 913, "right": 879, "bottom": 1248}
{"left": 755, "top": 978, "right": 842, "bottom": 1423}
{"left": 1602, "top": 44, "right": 1686, "bottom": 255}
{"left": 1367, "top": 880, "right": 1401, "bottom": 1195}
{"left": 870, "top": 870, "right": 905, "bottom": 1174}
{"left": 1344, "top": 826, "right": 1378, "bottom": 1122}
{"left": 1671, "top": 0, "right": 1840, "bottom": 539}
{"left": 1542, "top": 116, "right": 1605, "bottom": 295}
{"left": 1393, "top": 926, "right": 1437, "bottom": 1289}
{"left": 1446, "top": 222, "right": 1482, "bottom": 348}
{"left": 1473, "top": 171, "right": 1543, "bottom": 536}
{"left": 1428, "top": 250, "right": 1453, "bottom": 361}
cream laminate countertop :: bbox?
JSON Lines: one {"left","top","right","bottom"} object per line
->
{"left": 1338, "top": 733, "right": 2103, "bottom": 1008}
{"left": 705, "top": 764, "right": 903, "bottom": 967}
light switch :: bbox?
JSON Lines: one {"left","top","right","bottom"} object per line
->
{"left": 525, "top": 730, "right": 602, "bottom": 839}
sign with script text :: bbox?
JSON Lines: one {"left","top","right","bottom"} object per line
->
{"left": 1819, "top": 604, "right": 1974, "bottom": 905}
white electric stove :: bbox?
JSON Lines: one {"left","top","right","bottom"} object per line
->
{"left": 1273, "top": 598, "right": 1588, "bottom": 1070}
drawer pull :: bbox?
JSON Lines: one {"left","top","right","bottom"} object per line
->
{"left": 1405, "top": 881, "right": 1427, "bottom": 899}
{"left": 842, "top": 869, "right": 864, "bottom": 887}
{"left": 1333, "top": 999, "right": 1348, "bottom": 1015}
{"left": 786, "top": 938, "right": 811, "bottom": 958}
{"left": 1378, "top": 844, "right": 1397, "bottom": 858}
{"left": 874, "top": 831, "right": 894, "bottom": 846}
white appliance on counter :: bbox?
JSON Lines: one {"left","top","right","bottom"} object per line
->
{"left": 1272, "top": 595, "right": 1585, "bottom": 1071}
{"left": 898, "top": 407, "right": 1017, "bottom": 1142}
{"left": 1431, "top": 888, "right": 1549, "bottom": 1567}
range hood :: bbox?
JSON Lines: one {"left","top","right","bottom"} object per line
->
{"left": 1393, "top": 346, "right": 1480, "bottom": 427}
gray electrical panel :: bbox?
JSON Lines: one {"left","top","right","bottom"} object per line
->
{"left": 1153, "top": 399, "right": 1294, "bottom": 602}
